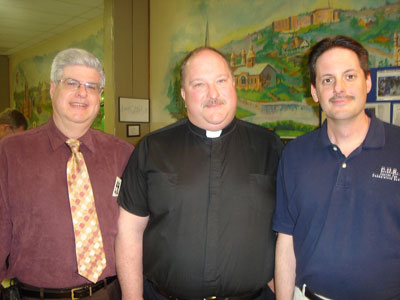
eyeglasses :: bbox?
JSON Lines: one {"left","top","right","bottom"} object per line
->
{"left": 58, "top": 78, "right": 102, "bottom": 95}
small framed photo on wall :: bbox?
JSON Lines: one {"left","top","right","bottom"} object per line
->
{"left": 377, "top": 69, "right": 400, "bottom": 101}
{"left": 127, "top": 124, "right": 140, "bottom": 137}
{"left": 119, "top": 97, "right": 150, "bottom": 122}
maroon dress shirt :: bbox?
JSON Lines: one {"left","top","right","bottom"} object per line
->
{"left": 0, "top": 117, "right": 133, "bottom": 288}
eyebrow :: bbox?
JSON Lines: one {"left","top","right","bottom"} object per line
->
{"left": 319, "top": 68, "right": 358, "bottom": 77}
{"left": 188, "top": 74, "right": 230, "bottom": 83}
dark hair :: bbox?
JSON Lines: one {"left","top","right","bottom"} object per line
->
{"left": 308, "top": 35, "right": 369, "bottom": 86}
{"left": 180, "top": 47, "right": 232, "bottom": 86}
{"left": 0, "top": 108, "right": 28, "bottom": 130}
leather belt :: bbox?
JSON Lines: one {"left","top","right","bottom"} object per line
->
{"left": 18, "top": 276, "right": 117, "bottom": 299}
{"left": 156, "top": 287, "right": 262, "bottom": 300}
{"left": 304, "top": 286, "right": 329, "bottom": 300}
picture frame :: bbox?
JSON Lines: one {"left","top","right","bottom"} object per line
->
{"left": 119, "top": 97, "right": 150, "bottom": 122}
{"left": 126, "top": 124, "right": 140, "bottom": 137}
{"left": 365, "top": 102, "right": 391, "bottom": 123}
{"left": 392, "top": 103, "right": 400, "bottom": 126}
{"left": 376, "top": 68, "right": 400, "bottom": 101}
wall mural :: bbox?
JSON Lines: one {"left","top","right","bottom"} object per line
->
{"left": 11, "top": 29, "right": 104, "bottom": 129}
{"left": 152, "top": 0, "right": 400, "bottom": 138}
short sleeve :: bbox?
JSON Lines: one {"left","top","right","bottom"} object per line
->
{"left": 117, "top": 139, "right": 150, "bottom": 217}
{"left": 272, "top": 149, "right": 296, "bottom": 235}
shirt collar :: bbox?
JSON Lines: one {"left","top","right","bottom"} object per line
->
{"left": 46, "top": 116, "right": 95, "bottom": 153}
{"left": 317, "top": 109, "right": 385, "bottom": 150}
{"left": 187, "top": 117, "right": 237, "bottom": 138}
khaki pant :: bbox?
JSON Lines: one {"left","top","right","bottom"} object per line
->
{"left": 293, "top": 285, "right": 332, "bottom": 300}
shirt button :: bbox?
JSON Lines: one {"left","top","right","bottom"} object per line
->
{"left": 342, "top": 162, "right": 347, "bottom": 168}
{"left": 332, "top": 146, "right": 338, "bottom": 151}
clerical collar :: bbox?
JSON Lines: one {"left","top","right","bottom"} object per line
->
{"left": 206, "top": 130, "right": 222, "bottom": 138}
{"left": 187, "top": 118, "right": 237, "bottom": 138}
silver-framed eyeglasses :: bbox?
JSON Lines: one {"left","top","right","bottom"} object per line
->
{"left": 58, "top": 78, "right": 103, "bottom": 95}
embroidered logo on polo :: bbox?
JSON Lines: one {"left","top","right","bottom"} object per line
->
{"left": 372, "top": 166, "right": 400, "bottom": 182}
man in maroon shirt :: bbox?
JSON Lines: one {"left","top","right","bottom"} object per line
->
{"left": 0, "top": 48, "right": 133, "bottom": 299}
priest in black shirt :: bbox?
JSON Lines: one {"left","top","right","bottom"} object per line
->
{"left": 116, "top": 47, "right": 283, "bottom": 300}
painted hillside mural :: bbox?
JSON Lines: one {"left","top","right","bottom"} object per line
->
{"left": 165, "top": 1, "right": 400, "bottom": 138}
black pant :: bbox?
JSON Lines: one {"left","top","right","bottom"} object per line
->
{"left": 143, "top": 280, "right": 275, "bottom": 300}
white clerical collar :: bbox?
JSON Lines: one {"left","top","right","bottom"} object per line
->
{"left": 206, "top": 130, "right": 222, "bottom": 138}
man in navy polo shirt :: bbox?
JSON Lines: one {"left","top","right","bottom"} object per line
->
{"left": 273, "top": 35, "right": 400, "bottom": 300}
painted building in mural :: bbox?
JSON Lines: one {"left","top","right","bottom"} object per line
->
{"left": 395, "top": 31, "right": 400, "bottom": 66}
{"left": 272, "top": 7, "right": 339, "bottom": 32}
{"left": 282, "top": 34, "right": 311, "bottom": 55}
{"left": 231, "top": 43, "right": 277, "bottom": 91}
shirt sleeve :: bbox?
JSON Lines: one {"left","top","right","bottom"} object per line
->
{"left": 272, "top": 149, "right": 296, "bottom": 235}
{"left": 0, "top": 142, "right": 12, "bottom": 281}
{"left": 117, "top": 139, "right": 149, "bottom": 217}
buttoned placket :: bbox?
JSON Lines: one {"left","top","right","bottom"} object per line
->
{"left": 203, "top": 137, "right": 223, "bottom": 292}
{"left": 331, "top": 144, "right": 350, "bottom": 187}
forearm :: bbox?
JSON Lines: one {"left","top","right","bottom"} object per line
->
{"left": 115, "top": 209, "right": 149, "bottom": 300}
{"left": 275, "top": 233, "right": 296, "bottom": 300}
{"left": 116, "top": 234, "right": 144, "bottom": 300}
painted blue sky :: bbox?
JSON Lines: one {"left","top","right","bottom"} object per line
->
{"left": 173, "top": 0, "right": 396, "bottom": 51}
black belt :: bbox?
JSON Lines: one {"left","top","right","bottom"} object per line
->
{"left": 18, "top": 276, "right": 117, "bottom": 299}
{"left": 304, "top": 286, "right": 328, "bottom": 300}
{"left": 156, "top": 287, "right": 262, "bottom": 300}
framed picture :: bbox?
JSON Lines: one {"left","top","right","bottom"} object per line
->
{"left": 365, "top": 102, "right": 391, "bottom": 123}
{"left": 392, "top": 103, "right": 400, "bottom": 126}
{"left": 127, "top": 124, "right": 140, "bottom": 137}
{"left": 119, "top": 97, "right": 150, "bottom": 122}
{"left": 376, "top": 68, "right": 400, "bottom": 101}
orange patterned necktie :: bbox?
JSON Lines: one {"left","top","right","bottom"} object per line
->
{"left": 66, "top": 138, "right": 106, "bottom": 283}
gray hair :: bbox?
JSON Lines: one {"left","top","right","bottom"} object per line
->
{"left": 50, "top": 48, "right": 105, "bottom": 88}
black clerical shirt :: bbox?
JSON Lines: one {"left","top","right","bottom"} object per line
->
{"left": 118, "top": 118, "right": 283, "bottom": 298}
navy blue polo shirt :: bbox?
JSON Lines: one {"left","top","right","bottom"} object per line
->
{"left": 273, "top": 110, "right": 400, "bottom": 300}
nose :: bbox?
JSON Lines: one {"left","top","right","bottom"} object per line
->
{"left": 208, "top": 83, "right": 219, "bottom": 99}
{"left": 333, "top": 78, "right": 345, "bottom": 94}
{"left": 76, "top": 83, "right": 88, "bottom": 96}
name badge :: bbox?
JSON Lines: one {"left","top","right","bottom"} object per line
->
{"left": 112, "top": 177, "right": 122, "bottom": 197}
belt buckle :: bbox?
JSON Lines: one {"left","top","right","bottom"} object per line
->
{"left": 204, "top": 297, "right": 217, "bottom": 300}
{"left": 71, "top": 285, "right": 92, "bottom": 300}
{"left": 71, "top": 287, "right": 80, "bottom": 300}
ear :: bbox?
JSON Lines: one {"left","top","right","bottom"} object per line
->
{"left": 50, "top": 81, "right": 57, "bottom": 99}
{"left": 180, "top": 88, "right": 186, "bottom": 101}
{"left": 311, "top": 85, "right": 319, "bottom": 103}
{"left": 180, "top": 88, "right": 187, "bottom": 108}
{"left": 366, "top": 74, "right": 372, "bottom": 94}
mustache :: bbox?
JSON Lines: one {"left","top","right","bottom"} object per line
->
{"left": 329, "top": 94, "right": 355, "bottom": 102}
{"left": 201, "top": 98, "right": 226, "bottom": 108}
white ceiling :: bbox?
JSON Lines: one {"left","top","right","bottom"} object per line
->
{"left": 0, "top": 0, "right": 104, "bottom": 56}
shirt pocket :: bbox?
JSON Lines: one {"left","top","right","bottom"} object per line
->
{"left": 248, "top": 173, "right": 276, "bottom": 216}
{"left": 147, "top": 172, "right": 179, "bottom": 215}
